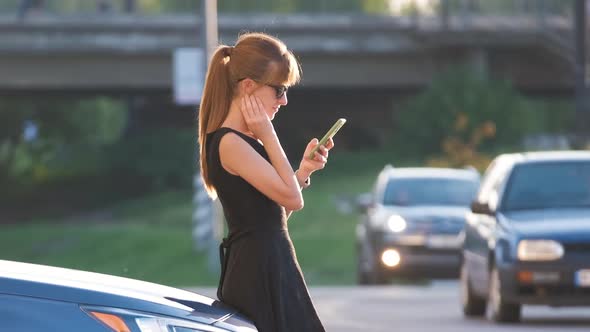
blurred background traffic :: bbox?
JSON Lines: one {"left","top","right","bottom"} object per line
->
{"left": 0, "top": 0, "right": 589, "bottom": 300}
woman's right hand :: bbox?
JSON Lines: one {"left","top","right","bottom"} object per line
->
{"left": 240, "top": 95, "right": 274, "bottom": 141}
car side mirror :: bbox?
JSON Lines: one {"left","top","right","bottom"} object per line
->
{"left": 356, "top": 192, "right": 373, "bottom": 213}
{"left": 470, "top": 201, "right": 494, "bottom": 215}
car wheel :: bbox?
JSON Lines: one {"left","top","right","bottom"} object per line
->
{"left": 488, "top": 266, "right": 521, "bottom": 323}
{"left": 357, "top": 243, "right": 389, "bottom": 285}
{"left": 356, "top": 243, "right": 372, "bottom": 285}
{"left": 357, "top": 258, "right": 371, "bottom": 285}
{"left": 367, "top": 267, "right": 389, "bottom": 285}
{"left": 460, "top": 259, "right": 486, "bottom": 317}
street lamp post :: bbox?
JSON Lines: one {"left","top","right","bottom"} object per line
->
{"left": 193, "top": 0, "right": 221, "bottom": 275}
{"left": 574, "top": 0, "right": 589, "bottom": 148}
{"left": 202, "top": 0, "right": 218, "bottom": 63}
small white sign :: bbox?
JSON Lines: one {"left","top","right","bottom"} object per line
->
{"left": 173, "top": 48, "right": 205, "bottom": 105}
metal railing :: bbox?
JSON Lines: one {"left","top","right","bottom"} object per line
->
{"left": 0, "top": 0, "right": 575, "bottom": 63}
{"left": 0, "top": 0, "right": 574, "bottom": 18}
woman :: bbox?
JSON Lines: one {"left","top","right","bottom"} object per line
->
{"left": 198, "top": 32, "right": 330, "bottom": 332}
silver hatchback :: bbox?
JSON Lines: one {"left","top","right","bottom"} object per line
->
{"left": 356, "top": 166, "right": 480, "bottom": 284}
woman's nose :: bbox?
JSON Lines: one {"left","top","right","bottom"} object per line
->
{"left": 279, "top": 93, "right": 288, "bottom": 105}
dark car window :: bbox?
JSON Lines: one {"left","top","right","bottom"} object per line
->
{"left": 383, "top": 177, "right": 479, "bottom": 206}
{"left": 502, "top": 161, "right": 590, "bottom": 211}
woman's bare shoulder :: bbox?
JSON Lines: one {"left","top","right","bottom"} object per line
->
{"left": 218, "top": 131, "right": 252, "bottom": 150}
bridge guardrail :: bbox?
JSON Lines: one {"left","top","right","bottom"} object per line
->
{"left": 0, "top": 0, "right": 575, "bottom": 65}
{"left": 0, "top": 0, "right": 573, "bottom": 21}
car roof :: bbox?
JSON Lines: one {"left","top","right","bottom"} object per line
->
{"left": 380, "top": 166, "right": 480, "bottom": 181}
{"left": 498, "top": 150, "right": 590, "bottom": 165}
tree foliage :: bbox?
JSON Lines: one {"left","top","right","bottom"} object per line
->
{"left": 0, "top": 97, "right": 127, "bottom": 184}
{"left": 394, "top": 66, "right": 550, "bottom": 158}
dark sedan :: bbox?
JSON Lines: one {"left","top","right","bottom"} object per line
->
{"left": 0, "top": 259, "right": 256, "bottom": 331}
{"left": 356, "top": 166, "right": 480, "bottom": 284}
{"left": 461, "top": 151, "right": 590, "bottom": 323}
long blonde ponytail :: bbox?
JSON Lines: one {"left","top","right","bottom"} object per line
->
{"left": 198, "top": 45, "right": 234, "bottom": 198}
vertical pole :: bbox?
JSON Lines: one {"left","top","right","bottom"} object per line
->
{"left": 537, "top": 0, "right": 547, "bottom": 27}
{"left": 440, "top": 0, "right": 450, "bottom": 30}
{"left": 459, "top": 0, "right": 470, "bottom": 27}
{"left": 123, "top": 0, "right": 135, "bottom": 13}
{"left": 574, "top": 0, "right": 588, "bottom": 147}
{"left": 410, "top": 2, "right": 419, "bottom": 29}
{"left": 202, "top": 0, "right": 218, "bottom": 64}
{"left": 199, "top": 0, "right": 220, "bottom": 274}
{"left": 17, "top": 0, "right": 31, "bottom": 21}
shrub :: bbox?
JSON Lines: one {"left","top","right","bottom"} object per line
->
{"left": 105, "top": 128, "right": 196, "bottom": 191}
{"left": 393, "top": 66, "right": 566, "bottom": 158}
{"left": 0, "top": 96, "right": 127, "bottom": 185}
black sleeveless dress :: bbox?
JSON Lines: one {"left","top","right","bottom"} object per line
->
{"left": 206, "top": 127, "right": 326, "bottom": 332}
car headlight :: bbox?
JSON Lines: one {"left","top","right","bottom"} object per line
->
{"left": 83, "top": 306, "right": 253, "bottom": 332}
{"left": 387, "top": 215, "right": 407, "bottom": 232}
{"left": 517, "top": 239, "right": 564, "bottom": 261}
{"left": 136, "top": 316, "right": 224, "bottom": 332}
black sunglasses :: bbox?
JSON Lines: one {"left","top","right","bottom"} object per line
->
{"left": 238, "top": 78, "right": 288, "bottom": 99}
{"left": 266, "top": 84, "right": 288, "bottom": 99}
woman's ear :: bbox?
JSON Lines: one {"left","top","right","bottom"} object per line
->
{"left": 239, "top": 78, "right": 257, "bottom": 95}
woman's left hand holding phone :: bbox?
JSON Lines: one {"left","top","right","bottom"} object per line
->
{"left": 296, "top": 137, "right": 334, "bottom": 186}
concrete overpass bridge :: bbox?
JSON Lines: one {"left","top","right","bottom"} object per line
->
{"left": 0, "top": 12, "right": 579, "bottom": 150}
{"left": 0, "top": 13, "right": 576, "bottom": 93}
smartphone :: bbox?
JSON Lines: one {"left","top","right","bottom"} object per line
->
{"left": 308, "top": 118, "right": 347, "bottom": 159}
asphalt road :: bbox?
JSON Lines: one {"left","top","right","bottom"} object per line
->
{"left": 190, "top": 281, "right": 590, "bottom": 331}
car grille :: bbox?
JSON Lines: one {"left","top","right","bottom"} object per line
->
{"left": 410, "top": 217, "right": 464, "bottom": 233}
{"left": 563, "top": 242, "right": 590, "bottom": 254}
{"left": 519, "top": 285, "right": 590, "bottom": 297}
{"left": 400, "top": 246, "right": 458, "bottom": 255}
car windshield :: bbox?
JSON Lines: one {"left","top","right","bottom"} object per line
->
{"left": 383, "top": 177, "right": 479, "bottom": 206}
{"left": 502, "top": 161, "right": 590, "bottom": 211}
